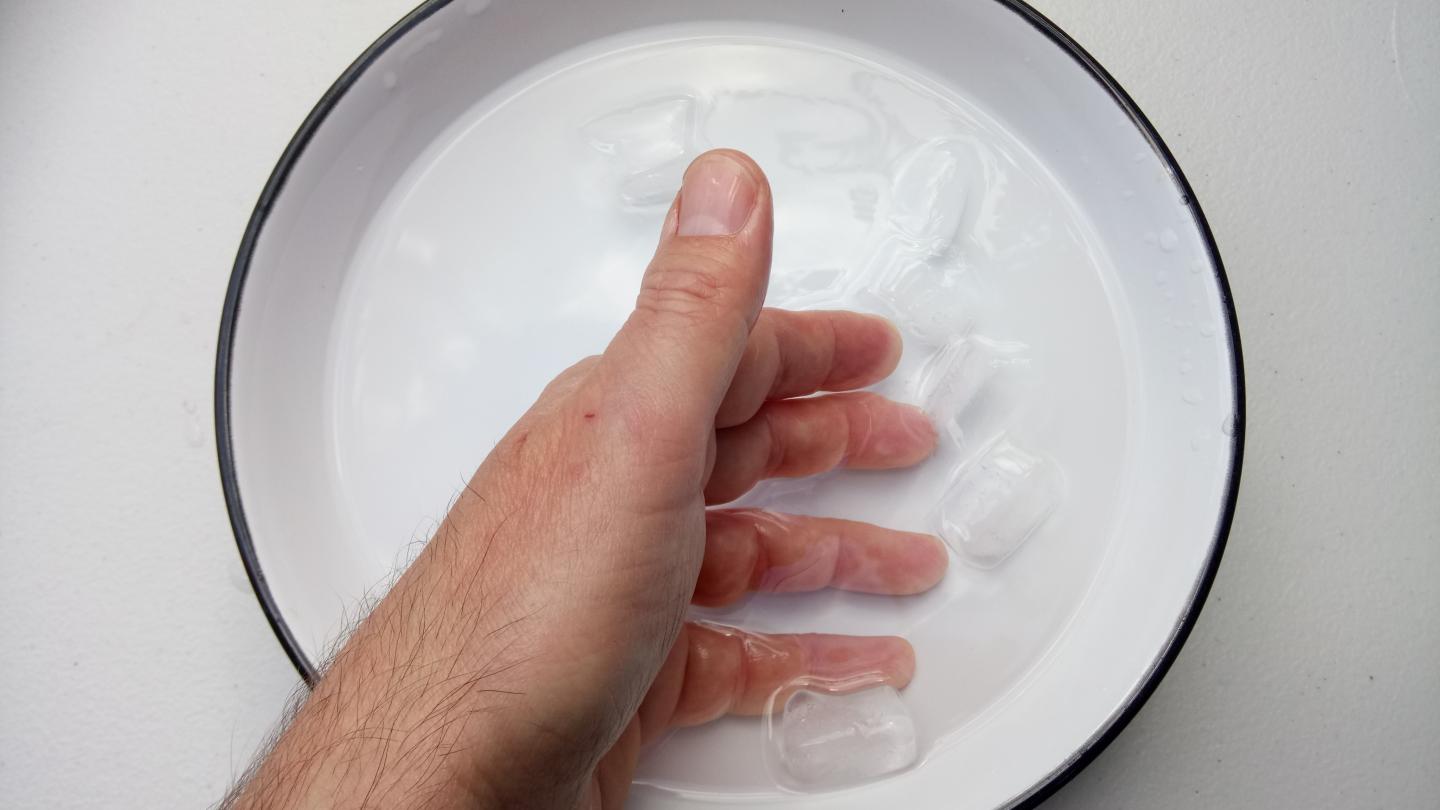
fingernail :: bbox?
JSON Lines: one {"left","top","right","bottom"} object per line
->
{"left": 677, "top": 153, "right": 758, "bottom": 236}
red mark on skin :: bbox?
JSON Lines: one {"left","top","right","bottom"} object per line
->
{"left": 584, "top": 412, "right": 596, "bottom": 420}
{"left": 513, "top": 431, "right": 529, "bottom": 448}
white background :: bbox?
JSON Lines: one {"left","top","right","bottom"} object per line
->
{"left": 1, "top": 0, "right": 1436, "bottom": 807}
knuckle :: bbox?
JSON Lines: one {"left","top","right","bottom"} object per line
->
{"left": 634, "top": 252, "right": 735, "bottom": 322}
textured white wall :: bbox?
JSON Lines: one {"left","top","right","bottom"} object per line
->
{"left": 0, "top": 1, "right": 1435, "bottom": 807}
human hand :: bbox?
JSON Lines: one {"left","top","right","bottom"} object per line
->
{"left": 228, "top": 150, "right": 947, "bottom": 810}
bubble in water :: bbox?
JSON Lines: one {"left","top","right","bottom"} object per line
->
{"left": 464, "top": 0, "right": 492, "bottom": 13}
{"left": 1189, "top": 260, "right": 1204, "bottom": 275}
{"left": 1120, "top": 189, "right": 1136, "bottom": 200}
{"left": 1142, "top": 230, "right": 1159, "bottom": 247}
{"left": 381, "top": 71, "right": 398, "bottom": 89}
{"left": 937, "top": 439, "right": 1062, "bottom": 567}
{"left": 1179, "top": 360, "right": 1194, "bottom": 375}
{"left": 772, "top": 687, "right": 917, "bottom": 789}
{"left": 1159, "top": 228, "right": 1179, "bottom": 252}
{"left": 1199, "top": 322, "right": 1217, "bottom": 337}
{"left": 1182, "top": 389, "right": 1202, "bottom": 405}
{"left": 1222, "top": 414, "right": 1236, "bottom": 437}
{"left": 1190, "top": 431, "right": 1208, "bottom": 451}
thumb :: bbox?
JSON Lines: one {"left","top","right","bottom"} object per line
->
{"left": 603, "top": 149, "right": 774, "bottom": 433}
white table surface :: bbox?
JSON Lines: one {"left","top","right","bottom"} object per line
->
{"left": 2, "top": 1, "right": 1436, "bottom": 807}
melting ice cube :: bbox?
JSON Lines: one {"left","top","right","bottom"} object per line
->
{"left": 938, "top": 439, "right": 1062, "bottom": 566}
{"left": 772, "top": 687, "right": 918, "bottom": 789}
{"left": 888, "top": 138, "right": 979, "bottom": 256}
{"left": 584, "top": 95, "right": 696, "bottom": 208}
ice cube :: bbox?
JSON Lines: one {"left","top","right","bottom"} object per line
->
{"left": 938, "top": 439, "right": 1062, "bottom": 566}
{"left": 867, "top": 261, "right": 979, "bottom": 346}
{"left": 888, "top": 138, "right": 979, "bottom": 256}
{"left": 618, "top": 158, "right": 689, "bottom": 207}
{"left": 767, "top": 267, "right": 846, "bottom": 308}
{"left": 772, "top": 687, "right": 918, "bottom": 789}
{"left": 583, "top": 95, "right": 694, "bottom": 171}
{"left": 584, "top": 96, "right": 696, "bottom": 207}
{"left": 916, "top": 339, "right": 994, "bottom": 444}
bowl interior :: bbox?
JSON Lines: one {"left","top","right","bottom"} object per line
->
{"left": 223, "top": 1, "right": 1239, "bottom": 807}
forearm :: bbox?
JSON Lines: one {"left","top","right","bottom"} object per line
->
{"left": 225, "top": 488, "right": 597, "bottom": 810}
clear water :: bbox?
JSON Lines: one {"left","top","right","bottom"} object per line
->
{"left": 331, "top": 29, "right": 1132, "bottom": 797}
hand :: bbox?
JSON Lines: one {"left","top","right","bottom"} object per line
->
{"left": 228, "top": 150, "right": 947, "bottom": 810}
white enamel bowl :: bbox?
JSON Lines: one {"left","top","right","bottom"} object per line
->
{"left": 217, "top": 1, "right": 1244, "bottom": 807}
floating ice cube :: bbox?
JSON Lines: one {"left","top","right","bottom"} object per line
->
{"left": 914, "top": 338, "right": 1033, "bottom": 447}
{"left": 938, "top": 439, "right": 1062, "bottom": 566}
{"left": 867, "top": 262, "right": 980, "bottom": 345}
{"left": 767, "top": 267, "right": 847, "bottom": 308}
{"left": 888, "top": 138, "right": 979, "bottom": 256}
{"left": 916, "top": 339, "right": 994, "bottom": 444}
{"left": 584, "top": 96, "right": 696, "bottom": 207}
{"left": 772, "top": 687, "right": 917, "bottom": 789}
{"left": 618, "top": 159, "right": 689, "bottom": 207}
{"left": 584, "top": 95, "right": 693, "bottom": 169}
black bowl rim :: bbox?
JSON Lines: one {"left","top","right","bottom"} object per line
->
{"left": 214, "top": 2, "right": 1246, "bottom": 806}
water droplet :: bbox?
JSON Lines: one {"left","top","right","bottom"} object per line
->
{"left": 381, "top": 71, "right": 398, "bottom": 89}
{"left": 1179, "top": 361, "right": 1194, "bottom": 375}
{"left": 424, "top": 28, "right": 443, "bottom": 45}
{"left": 1189, "top": 260, "right": 1204, "bottom": 275}
{"left": 1120, "top": 189, "right": 1136, "bottom": 200}
{"left": 1199, "top": 322, "right": 1217, "bottom": 337}
{"left": 1190, "top": 433, "right": 1207, "bottom": 451}
{"left": 1183, "top": 389, "right": 1202, "bottom": 405}
{"left": 1221, "top": 415, "right": 1236, "bottom": 437}
{"left": 1159, "top": 228, "right": 1179, "bottom": 252}
{"left": 465, "top": 0, "right": 492, "bottom": 14}
{"left": 1142, "top": 230, "right": 1159, "bottom": 247}
{"left": 1132, "top": 149, "right": 1147, "bottom": 163}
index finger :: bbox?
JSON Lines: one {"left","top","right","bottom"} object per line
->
{"left": 715, "top": 309, "right": 904, "bottom": 428}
